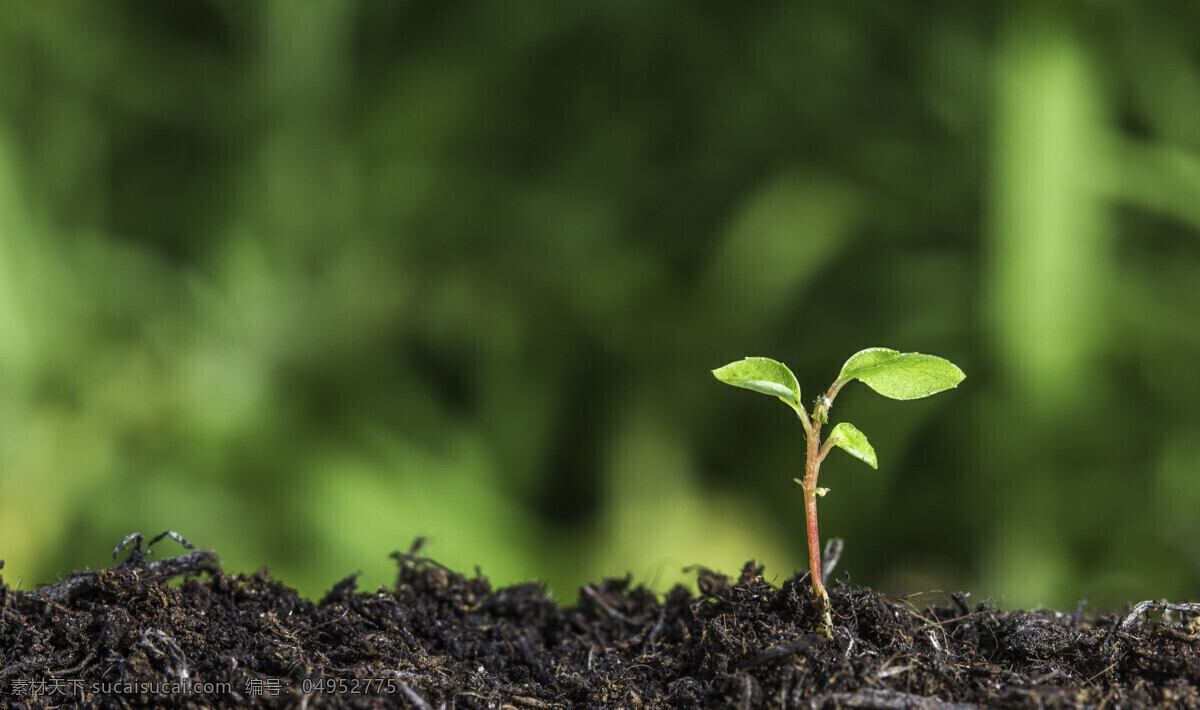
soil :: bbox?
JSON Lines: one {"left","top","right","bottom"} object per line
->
{"left": 2, "top": 534, "right": 1198, "bottom": 709}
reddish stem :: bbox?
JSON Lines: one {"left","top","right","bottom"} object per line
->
{"left": 803, "top": 416, "right": 825, "bottom": 593}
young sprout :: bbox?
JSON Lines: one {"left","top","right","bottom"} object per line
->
{"left": 712, "top": 348, "right": 965, "bottom": 637}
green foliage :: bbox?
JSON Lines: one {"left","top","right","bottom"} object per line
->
{"left": 827, "top": 422, "right": 877, "bottom": 470}
{"left": 837, "top": 348, "right": 966, "bottom": 401}
{"left": 711, "top": 357, "right": 802, "bottom": 408}
{"left": 713, "top": 349, "right": 961, "bottom": 472}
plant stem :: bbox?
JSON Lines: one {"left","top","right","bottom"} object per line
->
{"left": 803, "top": 419, "right": 824, "bottom": 593}
{"left": 802, "top": 382, "right": 848, "bottom": 639}
{"left": 791, "top": 402, "right": 813, "bottom": 439}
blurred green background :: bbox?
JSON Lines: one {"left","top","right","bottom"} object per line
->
{"left": 2, "top": 2, "right": 1200, "bottom": 614}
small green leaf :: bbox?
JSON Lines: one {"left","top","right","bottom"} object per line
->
{"left": 712, "top": 357, "right": 802, "bottom": 408}
{"left": 828, "top": 422, "right": 877, "bottom": 469}
{"left": 837, "top": 348, "right": 965, "bottom": 400}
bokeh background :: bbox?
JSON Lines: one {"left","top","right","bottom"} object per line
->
{"left": 2, "top": 2, "right": 1199, "bottom": 614}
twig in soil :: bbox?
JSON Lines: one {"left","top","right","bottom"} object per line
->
{"left": 640, "top": 607, "right": 668, "bottom": 652}
{"left": 390, "top": 537, "right": 457, "bottom": 575}
{"left": 134, "top": 550, "right": 221, "bottom": 583}
{"left": 113, "top": 530, "right": 195, "bottom": 567}
{"left": 821, "top": 537, "right": 843, "bottom": 580}
{"left": 511, "top": 695, "right": 557, "bottom": 709}
{"left": 1118, "top": 599, "right": 1200, "bottom": 631}
{"left": 51, "top": 649, "right": 97, "bottom": 677}
{"left": 875, "top": 663, "right": 914, "bottom": 680}
{"left": 1084, "top": 659, "right": 1120, "bottom": 686}
{"left": 1100, "top": 599, "right": 1200, "bottom": 655}
{"left": 581, "top": 584, "right": 638, "bottom": 626}
{"left": 735, "top": 634, "right": 824, "bottom": 670}
{"left": 798, "top": 537, "right": 845, "bottom": 587}
{"left": 25, "top": 540, "right": 219, "bottom": 603}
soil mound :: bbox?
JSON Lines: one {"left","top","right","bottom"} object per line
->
{"left": 2, "top": 537, "right": 1197, "bottom": 708}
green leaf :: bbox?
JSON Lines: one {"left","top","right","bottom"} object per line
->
{"left": 712, "top": 357, "right": 801, "bottom": 408}
{"left": 837, "top": 348, "right": 965, "bottom": 400}
{"left": 828, "top": 422, "right": 877, "bottom": 469}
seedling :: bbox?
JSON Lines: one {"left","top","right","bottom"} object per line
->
{"left": 712, "top": 348, "right": 964, "bottom": 636}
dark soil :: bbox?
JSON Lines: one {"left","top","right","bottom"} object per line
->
{"left": 2, "top": 535, "right": 1199, "bottom": 709}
